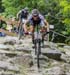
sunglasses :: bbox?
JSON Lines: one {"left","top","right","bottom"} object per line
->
{"left": 33, "top": 15, "right": 38, "bottom": 17}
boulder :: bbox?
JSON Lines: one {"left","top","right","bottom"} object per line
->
{"left": 45, "top": 66, "right": 65, "bottom": 75}
{"left": 61, "top": 54, "right": 70, "bottom": 63}
{"left": 0, "top": 44, "right": 10, "bottom": 50}
{"left": 15, "top": 47, "right": 32, "bottom": 53}
{"left": 42, "top": 49, "right": 61, "bottom": 60}
{"left": 64, "top": 46, "right": 70, "bottom": 50}
{"left": 7, "top": 54, "right": 33, "bottom": 68}
{"left": 0, "top": 61, "right": 19, "bottom": 72}
{"left": 4, "top": 36, "right": 18, "bottom": 45}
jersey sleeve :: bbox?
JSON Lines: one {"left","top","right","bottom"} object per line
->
{"left": 28, "top": 14, "right": 32, "bottom": 20}
{"left": 39, "top": 14, "right": 45, "bottom": 21}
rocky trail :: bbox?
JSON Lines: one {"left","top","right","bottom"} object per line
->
{"left": 0, "top": 36, "right": 70, "bottom": 75}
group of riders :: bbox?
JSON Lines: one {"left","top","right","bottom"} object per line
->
{"left": 17, "top": 7, "right": 49, "bottom": 33}
{"left": 17, "top": 7, "right": 50, "bottom": 46}
{"left": 17, "top": 7, "right": 49, "bottom": 45}
{"left": 17, "top": 7, "right": 50, "bottom": 67}
{"left": 17, "top": 7, "right": 49, "bottom": 43}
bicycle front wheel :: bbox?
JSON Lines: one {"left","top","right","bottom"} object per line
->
{"left": 37, "top": 42, "right": 41, "bottom": 68}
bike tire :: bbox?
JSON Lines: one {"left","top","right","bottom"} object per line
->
{"left": 18, "top": 23, "right": 23, "bottom": 39}
{"left": 37, "top": 41, "right": 41, "bottom": 68}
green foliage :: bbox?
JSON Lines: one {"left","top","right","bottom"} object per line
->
{"left": 59, "top": 0, "right": 70, "bottom": 35}
{"left": 0, "top": 0, "right": 4, "bottom": 12}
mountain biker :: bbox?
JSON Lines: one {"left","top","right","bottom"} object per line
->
{"left": 17, "top": 7, "right": 29, "bottom": 21}
{"left": 17, "top": 7, "right": 29, "bottom": 32}
{"left": 23, "top": 9, "right": 49, "bottom": 44}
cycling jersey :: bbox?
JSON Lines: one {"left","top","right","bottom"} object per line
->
{"left": 28, "top": 14, "right": 45, "bottom": 27}
{"left": 17, "top": 9, "right": 29, "bottom": 20}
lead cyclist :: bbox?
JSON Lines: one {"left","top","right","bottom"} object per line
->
{"left": 23, "top": 9, "right": 49, "bottom": 46}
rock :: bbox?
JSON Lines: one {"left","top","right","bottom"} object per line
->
{"left": 57, "top": 43, "right": 66, "bottom": 47}
{"left": 65, "top": 50, "right": 70, "bottom": 56}
{"left": 0, "top": 50, "right": 17, "bottom": 54}
{"left": 42, "top": 49, "right": 61, "bottom": 60}
{"left": 7, "top": 54, "right": 33, "bottom": 68}
{"left": 0, "top": 71, "right": 16, "bottom": 75}
{"left": 0, "top": 37, "right": 6, "bottom": 44}
{"left": 50, "top": 60, "right": 61, "bottom": 67}
{"left": 34, "top": 54, "right": 49, "bottom": 61}
{"left": 64, "top": 46, "right": 70, "bottom": 50}
{"left": 0, "top": 44, "right": 10, "bottom": 50}
{"left": 4, "top": 36, "right": 18, "bottom": 45}
{"left": 4, "top": 39, "right": 16, "bottom": 45}
{"left": 45, "top": 66, "right": 65, "bottom": 75}
{"left": 1, "top": 36, "right": 70, "bottom": 75}
{"left": 0, "top": 54, "right": 8, "bottom": 61}
{"left": 15, "top": 47, "right": 32, "bottom": 53}
{"left": 61, "top": 54, "right": 70, "bottom": 63}
{"left": 50, "top": 42, "right": 58, "bottom": 49}
{"left": 0, "top": 44, "right": 15, "bottom": 51}
{"left": 0, "top": 61, "right": 19, "bottom": 72}
{"left": 61, "top": 63, "right": 70, "bottom": 75}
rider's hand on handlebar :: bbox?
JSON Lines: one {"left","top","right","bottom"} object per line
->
{"left": 24, "top": 32, "right": 32, "bottom": 35}
{"left": 24, "top": 32, "right": 29, "bottom": 35}
{"left": 29, "top": 32, "right": 32, "bottom": 35}
{"left": 40, "top": 29, "right": 46, "bottom": 33}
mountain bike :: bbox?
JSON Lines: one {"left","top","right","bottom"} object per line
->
{"left": 32, "top": 24, "right": 47, "bottom": 68}
{"left": 18, "top": 19, "right": 26, "bottom": 39}
{"left": 22, "top": 24, "right": 49, "bottom": 68}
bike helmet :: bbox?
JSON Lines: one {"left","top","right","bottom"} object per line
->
{"left": 32, "top": 9, "right": 39, "bottom": 16}
{"left": 24, "top": 7, "right": 29, "bottom": 12}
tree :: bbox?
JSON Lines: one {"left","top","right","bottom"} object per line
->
{"left": 59, "top": 0, "right": 70, "bottom": 34}
{"left": 0, "top": 0, "right": 4, "bottom": 13}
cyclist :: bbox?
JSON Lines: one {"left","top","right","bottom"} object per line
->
{"left": 17, "top": 7, "right": 29, "bottom": 32}
{"left": 24, "top": 9, "right": 49, "bottom": 40}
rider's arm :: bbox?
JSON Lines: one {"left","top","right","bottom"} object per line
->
{"left": 17, "top": 10, "right": 21, "bottom": 19}
{"left": 44, "top": 19, "right": 49, "bottom": 32}
{"left": 39, "top": 14, "right": 49, "bottom": 32}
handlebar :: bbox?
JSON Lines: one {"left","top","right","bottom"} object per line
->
{"left": 24, "top": 31, "right": 49, "bottom": 35}
{"left": 24, "top": 32, "right": 32, "bottom": 35}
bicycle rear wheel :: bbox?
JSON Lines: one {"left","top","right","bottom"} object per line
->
{"left": 18, "top": 23, "right": 23, "bottom": 39}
